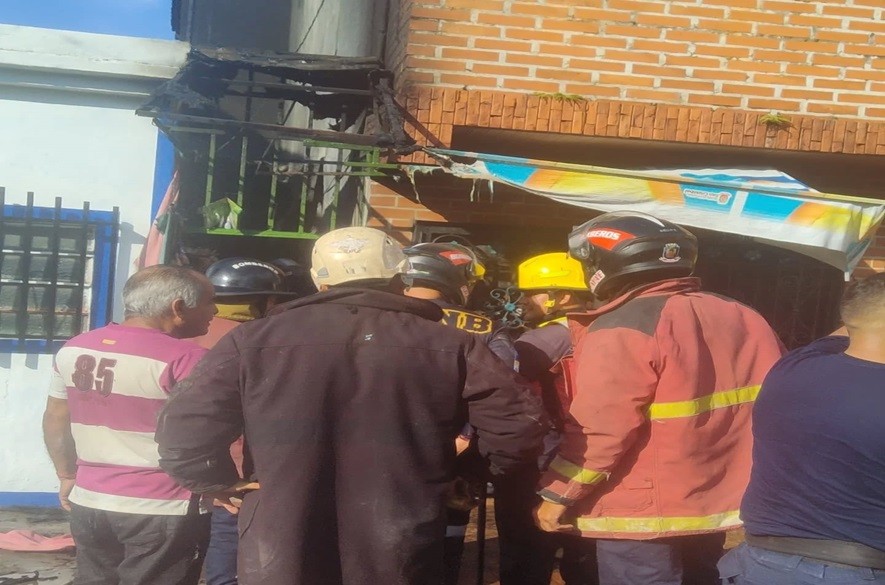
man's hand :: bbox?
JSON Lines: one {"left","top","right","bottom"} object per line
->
{"left": 58, "top": 478, "right": 76, "bottom": 512}
{"left": 533, "top": 500, "right": 572, "bottom": 532}
{"left": 206, "top": 481, "right": 260, "bottom": 515}
{"left": 454, "top": 436, "right": 471, "bottom": 455}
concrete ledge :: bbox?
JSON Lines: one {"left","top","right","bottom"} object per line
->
{"left": 0, "top": 24, "right": 188, "bottom": 81}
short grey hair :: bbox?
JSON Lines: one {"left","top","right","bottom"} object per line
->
{"left": 123, "top": 265, "right": 211, "bottom": 319}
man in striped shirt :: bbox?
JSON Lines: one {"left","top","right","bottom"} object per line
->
{"left": 42, "top": 265, "right": 217, "bottom": 585}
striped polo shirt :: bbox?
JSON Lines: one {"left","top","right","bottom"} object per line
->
{"left": 49, "top": 324, "right": 207, "bottom": 515}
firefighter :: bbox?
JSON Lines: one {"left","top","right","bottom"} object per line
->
{"left": 515, "top": 253, "right": 593, "bottom": 433}
{"left": 494, "top": 253, "right": 599, "bottom": 585}
{"left": 192, "top": 257, "right": 296, "bottom": 585}
{"left": 400, "top": 242, "right": 517, "bottom": 585}
{"left": 401, "top": 242, "right": 516, "bottom": 366}
{"left": 156, "top": 227, "right": 546, "bottom": 585}
{"left": 533, "top": 211, "right": 784, "bottom": 585}
{"left": 194, "top": 257, "right": 292, "bottom": 347}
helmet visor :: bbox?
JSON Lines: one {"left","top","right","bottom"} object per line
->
{"left": 568, "top": 221, "right": 594, "bottom": 261}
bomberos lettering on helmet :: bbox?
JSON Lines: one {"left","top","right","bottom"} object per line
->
{"left": 231, "top": 261, "right": 272, "bottom": 270}
{"left": 568, "top": 211, "right": 697, "bottom": 299}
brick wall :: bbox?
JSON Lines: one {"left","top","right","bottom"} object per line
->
{"left": 392, "top": 0, "right": 885, "bottom": 119}
{"left": 396, "top": 86, "right": 885, "bottom": 164}
{"left": 377, "top": 0, "right": 885, "bottom": 274}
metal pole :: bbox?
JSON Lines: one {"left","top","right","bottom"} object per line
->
{"left": 71, "top": 201, "right": 90, "bottom": 336}
{"left": 16, "top": 193, "right": 36, "bottom": 344}
{"left": 298, "top": 105, "right": 316, "bottom": 232}
{"left": 43, "top": 197, "right": 63, "bottom": 345}
{"left": 329, "top": 110, "right": 346, "bottom": 230}
{"left": 205, "top": 132, "right": 217, "bottom": 207}
{"left": 237, "top": 134, "right": 249, "bottom": 209}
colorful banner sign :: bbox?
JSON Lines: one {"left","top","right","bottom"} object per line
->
{"left": 424, "top": 148, "right": 885, "bottom": 276}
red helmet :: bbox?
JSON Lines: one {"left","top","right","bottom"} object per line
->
{"left": 568, "top": 211, "right": 697, "bottom": 299}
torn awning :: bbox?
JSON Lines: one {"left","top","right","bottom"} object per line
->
{"left": 423, "top": 148, "right": 885, "bottom": 277}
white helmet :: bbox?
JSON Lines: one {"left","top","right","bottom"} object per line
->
{"left": 310, "top": 227, "right": 407, "bottom": 288}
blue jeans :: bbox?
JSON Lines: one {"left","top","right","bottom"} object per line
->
{"left": 719, "top": 543, "right": 885, "bottom": 584}
{"left": 596, "top": 533, "right": 724, "bottom": 585}
{"left": 204, "top": 507, "right": 238, "bottom": 585}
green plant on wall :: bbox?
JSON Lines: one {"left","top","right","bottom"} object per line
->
{"left": 760, "top": 112, "right": 793, "bottom": 129}
{"left": 533, "top": 92, "right": 587, "bottom": 103}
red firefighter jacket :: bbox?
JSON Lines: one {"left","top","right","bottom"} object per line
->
{"left": 538, "top": 277, "right": 784, "bottom": 540}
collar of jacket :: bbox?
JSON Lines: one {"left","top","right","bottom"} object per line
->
{"left": 566, "top": 276, "right": 700, "bottom": 339}
{"left": 430, "top": 298, "right": 478, "bottom": 315}
{"left": 269, "top": 287, "right": 445, "bottom": 322}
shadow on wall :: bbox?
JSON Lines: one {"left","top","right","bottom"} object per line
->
{"left": 113, "top": 222, "right": 146, "bottom": 322}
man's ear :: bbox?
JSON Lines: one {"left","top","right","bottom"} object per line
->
{"left": 170, "top": 298, "right": 187, "bottom": 320}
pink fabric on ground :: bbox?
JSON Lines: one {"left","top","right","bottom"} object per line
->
{"left": 0, "top": 530, "right": 75, "bottom": 552}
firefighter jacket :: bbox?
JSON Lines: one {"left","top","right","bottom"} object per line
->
{"left": 537, "top": 277, "right": 784, "bottom": 540}
{"left": 156, "top": 287, "right": 545, "bottom": 585}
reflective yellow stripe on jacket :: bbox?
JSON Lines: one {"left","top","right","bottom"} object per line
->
{"left": 648, "top": 385, "right": 760, "bottom": 420}
{"left": 575, "top": 510, "right": 742, "bottom": 534}
{"left": 549, "top": 455, "right": 608, "bottom": 485}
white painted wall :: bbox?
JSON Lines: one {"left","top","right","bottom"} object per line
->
{"left": 0, "top": 25, "right": 188, "bottom": 500}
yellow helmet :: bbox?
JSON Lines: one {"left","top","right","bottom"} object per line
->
{"left": 517, "top": 253, "right": 588, "bottom": 291}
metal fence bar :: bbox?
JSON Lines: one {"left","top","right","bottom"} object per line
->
{"left": 237, "top": 134, "right": 249, "bottom": 209}
{"left": 106, "top": 207, "right": 120, "bottom": 324}
{"left": 14, "top": 193, "right": 36, "bottom": 343}
{"left": 329, "top": 111, "right": 347, "bottom": 230}
{"left": 205, "top": 133, "right": 217, "bottom": 207}
{"left": 297, "top": 105, "right": 316, "bottom": 232}
{"left": 71, "top": 201, "right": 91, "bottom": 337}
{"left": 43, "top": 197, "right": 63, "bottom": 344}
{"left": 0, "top": 188, "right": 5, "bottom": 301}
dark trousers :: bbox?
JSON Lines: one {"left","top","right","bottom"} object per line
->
{"left": 719, "top": 543, "right": 885, "bottom": 584}
{"left": 443, "top": 507, "right": 471, "bottom": 585}
{"left": 596, "top": 533, "right": 725, "bottom": 585}
{"left": 556, "top": 534, "right": 601, "bottom": 585}
{"left": 205, "top": 507, "right": 239, "bottom": 585}
{"left": 70, "top": 503, "right": 210, "bottom": 585}
{"left": 495, "top": 467, "right": 599, "bottom": 585}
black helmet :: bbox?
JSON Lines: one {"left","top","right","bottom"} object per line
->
{"left": 568, "top": 211, "right": 698, "bottom": 300}
{"left": 205, "top": 257, "right": 287, "bottom": 297}
{"left": 401, "top": 243, "right": 486, "bottom": 306}
{"left": 270, "top": 258, "right": 317, "bottom": 297}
